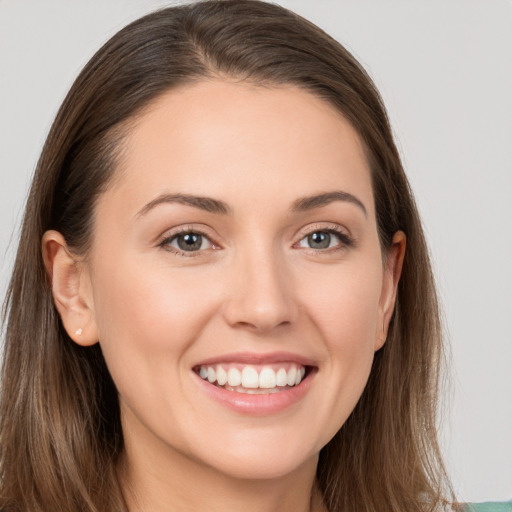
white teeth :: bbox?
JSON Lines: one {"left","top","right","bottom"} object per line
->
{"left": 276, "top": 368, "right": 288, "bottom": 387}
{"left": 287, "top": 366, "right": 297, "bottom": 386}
{"left": 241, "top": 366, "right": 259, "bottom": 388}
{"left": 198, "top": 363, "right": 307, "bottom": 391}
{"left": 227, "top": 368, "right": 242, "bottom": 387}
{"left": 207, "top": 367, "right": 216, "bottom": 383}
{"left": 216, "top": 365, "right": 228, "bottom": 386}
{"left": 259, "top": 367, "right": 276, "bottom": 389}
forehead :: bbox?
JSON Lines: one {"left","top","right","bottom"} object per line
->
{"left": 102, "top": 80, "right": 374, "bottom": 218}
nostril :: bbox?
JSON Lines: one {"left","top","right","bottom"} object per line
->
{"left": 232, "top": 319, "right": 292, "bottom": 333}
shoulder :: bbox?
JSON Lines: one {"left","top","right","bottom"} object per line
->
{"left": 462, "top": 503, "right": 512, "bottom": 512}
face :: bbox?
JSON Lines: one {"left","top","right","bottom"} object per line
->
{"left": 77, "top": 81, "right": 401, "bottom": 481}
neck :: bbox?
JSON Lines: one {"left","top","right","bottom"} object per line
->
{"left": 118, "top": 418, "right": 325, "bottom": 512}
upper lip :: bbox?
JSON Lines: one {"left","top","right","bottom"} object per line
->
{"left": 194, "top": 351, "right": 317, "bottom": 367}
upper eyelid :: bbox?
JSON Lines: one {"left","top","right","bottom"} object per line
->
{"left": 295, "top": 222, "right": 351, "bottom": 239}
{"left": 159, "top": 224, "right": 217, "bottom": 241}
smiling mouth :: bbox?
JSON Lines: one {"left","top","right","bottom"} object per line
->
{"left": 193, "top": 363, "right": 311, "bottom": 394}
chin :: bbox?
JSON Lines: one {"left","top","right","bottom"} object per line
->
{"left": 184, "top": 427, "right": 323, "bottom": 482}
{"left": 206, "top": 450, "right": 318, "bottom": 481}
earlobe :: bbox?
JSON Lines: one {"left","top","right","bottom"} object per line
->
{"left": 375, "top": 231, "right": 406, "bottom": 351}
{"left": 42, "top": 230, "right": 99, "bottom": 346}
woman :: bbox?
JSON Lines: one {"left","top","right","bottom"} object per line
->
{"left": 0, "top": 1, "right": 475, "bottom": 511}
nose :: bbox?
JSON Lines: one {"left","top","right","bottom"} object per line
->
{"left": 221, "top": 245, "right": 299, "bottom": 333}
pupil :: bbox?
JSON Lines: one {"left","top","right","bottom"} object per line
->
{"left": 308, "top": 232, "right": 330, "bottom": 249}
{"left": 178, "top": 233, "right": 202, "bottom": 251}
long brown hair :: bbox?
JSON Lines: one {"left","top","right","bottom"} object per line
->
{"left": 0, "top": 1, "right": 453, "bottom": 510}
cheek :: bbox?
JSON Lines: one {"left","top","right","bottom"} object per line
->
{"left": 92, "top": 255, "right": 217, "bottom": 339}
{"left": 295, "top": 259, "right": 383, "bottom": 435}
{"left": 298, "top": 258, "right": 383, "bottom": 350}
{"left": 88, "top": 255, "right": 228, "bottom": 446}
{"left": 89, "top": 254, "right": 223, "bottom": 391}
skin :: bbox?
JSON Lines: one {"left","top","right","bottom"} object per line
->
{"left": 43, "top": 80, "right": 405, "bottom": 512}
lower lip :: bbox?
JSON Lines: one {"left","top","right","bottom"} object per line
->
{"left": 192, "top": 370, "right": 315, "bottom": 415}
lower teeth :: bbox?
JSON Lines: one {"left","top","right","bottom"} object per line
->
{"left": 220, "top": 384, "right": 293, "bottom": 394}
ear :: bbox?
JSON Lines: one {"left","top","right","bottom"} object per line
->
{"left": 42, "top": 230, "right": 99, "bottom": 346}
{"left": 375, "top": 231, "right": 406, "bottom": 351}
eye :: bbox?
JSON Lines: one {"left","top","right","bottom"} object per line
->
{"left": 296, "top": 228, "right": 352, "bottom": 251}
{"left": 160, "top": 230, "right": 215, "bottom": 256}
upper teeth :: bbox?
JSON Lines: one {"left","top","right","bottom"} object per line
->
{"left": 198, "top": 364, "right": 306, "bottom": 389}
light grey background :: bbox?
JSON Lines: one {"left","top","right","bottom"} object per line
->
{"left": 1, "top": 0, "right": 511, "bottom": 502}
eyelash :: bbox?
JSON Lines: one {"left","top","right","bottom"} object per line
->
{"left": 158, "top": 225, "right": 354, "bottom": 258}
{"left": 295, "top": 226, "right": 354, "bottom": 253}
{"left": 158, "top": 226, "right": 216, "bottom": 258}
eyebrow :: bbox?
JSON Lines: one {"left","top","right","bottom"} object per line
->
{"left": 136, "top": 190, "right": 367, "bottom": 218}
{"left": 291, "top": 191, "right": 367, "bottom": 217}
{"left": 136, "top": 193, "right": 231, "bottom": 217}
